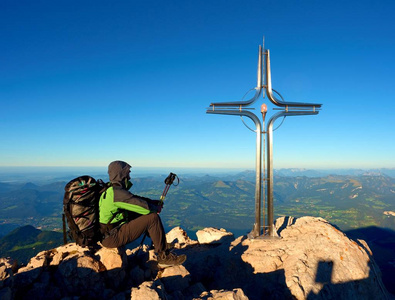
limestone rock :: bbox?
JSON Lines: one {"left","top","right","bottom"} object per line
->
{"left": 0, "top": 258, "right": 17, "bottom": 289}
{"left": 183, "top": 282, "right": 207, "bottom": 298}
{"left": 95, "top": 246, "right": 127, "bottom": 290}
{"left": 56, "top": 253, "right": 106, "bottom": 297}
{"left": 0, "top": 217, "right": 391, "bottom": 300}
{"left": 96, "top": 246, "right": 127, "bottom": 270}
{"left": 131, "top": 280, "right": 165, "bottom": 299}
{"left": 0, "top": 287, "right": 12, "bottom": 300}
{"left": 129, "top": 265, "right": 145, "bottom": 286}
{"left": 241, "top": 216, "right": 389, "bottom": 299}
{"left": 159, "top": 264, "right": 191, "bottom": 293}
{"left": 201, "top": 288, "right": 249, "bottom": 299}
{"left": 166, "top": 226, "right": 198, "bottom": 247}
{"left": 196, "top": 227, "right": 234, "bottom": 244}
{"left": 14, "top": 251, "right": 49, "bottom": 290}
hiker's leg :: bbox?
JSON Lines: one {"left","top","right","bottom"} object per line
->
{"left": 102, "top": 213, "right": 166, "bottom": 252}
{"left": 145, "top": 213, "right": 167, "bottom": 252}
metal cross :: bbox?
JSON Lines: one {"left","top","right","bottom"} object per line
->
{"left": 206, "top": 38, "right": 322, "bottom": 238}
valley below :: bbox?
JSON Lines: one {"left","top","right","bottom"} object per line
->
{"left": 0, "top": 169, "right": 394, "bottom": 293}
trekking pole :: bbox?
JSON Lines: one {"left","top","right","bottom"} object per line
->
{"left": 160, "top": 172, "right": 179, "bottom": 204}
{"left": 138, "top": 172, "right": 179, "bottom": 252}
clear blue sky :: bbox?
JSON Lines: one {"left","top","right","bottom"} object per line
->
{"left": 1, "top": 0, "right": 394, "bottom": 170}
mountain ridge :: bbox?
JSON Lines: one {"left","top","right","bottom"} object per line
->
{"left": 0, "top": 216, "right": 391, "bottom": 299}
{"left": 0, "top": 225, "right": 63, "bottom": 264}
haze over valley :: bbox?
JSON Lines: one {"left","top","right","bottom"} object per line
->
{"left": 0, "top": 167, "right": 394, "bottom": 237}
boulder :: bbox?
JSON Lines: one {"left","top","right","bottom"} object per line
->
{"left": 0, "top": 287, "right": 12, "bottom": 300}
{"left": 130, "top": 280, "right": 165, "bottom": 299}
{"left": 241, "top": 216, "right": 389, "bottom": 299}
{"left": 196, "top": 227, "right": 234, "bottom": 244}
{"left": 0, "top": 258, "right": 17, "bottom": 289}
{"left": 56, "top": 253, "right": 106, "bottom": 297}
{"left": 95, "top": 246, "right": 128, "bottom": 290}
{"left": 166, "top": 226, "right": 198, "bottom": 247}
{"left": 183, "top": 282, "right": 207, "bottom": 299}
{"left": 159, "top": 264, "right": 191, "bottom": 293}
{"left": 95, "top": 246, "right": 127, "bottom": 270}
{"left": 201, "top": 288, "right": 249, "bottom": 299}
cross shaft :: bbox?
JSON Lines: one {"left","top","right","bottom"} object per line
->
{"left": 206, "top": 38, "right": 322, "bottom": 238}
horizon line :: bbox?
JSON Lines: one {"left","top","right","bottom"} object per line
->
{"left": 0, "top": 166, "right": 394, "bottom": 171}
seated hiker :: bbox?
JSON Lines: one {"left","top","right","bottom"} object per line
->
{"left": 99, "top": 160, "right": 186, "bottom": 267}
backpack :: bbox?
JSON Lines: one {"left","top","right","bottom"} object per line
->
{"left": 62, "top": 175, "right": 108, "bottom": 247}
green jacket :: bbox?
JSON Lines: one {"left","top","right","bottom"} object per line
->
{"left": 99, "top": 161, "right": 158, "bottom": 226}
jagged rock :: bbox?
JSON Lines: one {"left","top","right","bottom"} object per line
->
{"left": 96, "top": 246, "right": 127, "bottom": 270}
{"left": 95, "top": 246, "right": 127, "bottom": 290}
{"left": 201, "top": 288, "right": 249, "bottom": 299}
{"left": 0, "top": 258, "right": 16, "bottom": 300}
{"left": 129, "top": 265, "right": 145, "bottom": 286}
{"left": 196, "top": 227, "right": 234, "bottom": 244}
{"left": 183, "top": 282, "right": 207, "bottom": 298}
{"left": 180, "top": 217, "right": 391, "bottom": 300}
{"left": 49, "top": 249, "right": 67, "bottom": 266}
{"left": 130, "top": 280, "right": 165, "bottom": 299}
{"left": 14, "top": 253, "right": 47, "bottom": 290}
{"left": 25, "top": 282, "right": 62, "bottom": 300}
{"left": 143, "top": 249, "right": 161, "bottom": 279}
{"left": 0, "top": 287, "right": 12, "bottom": 300}
{"left": 0, "top": 217, "right": 391, "bottom": 300}
{"left": 23, "top": 251, "right": 49, "bottom": 269}
{"left": 181, "top": 234, "right": 247, "bottom": 292}
{"left": 56, "top": 253, "right": 106, "bottom": 298}
{"left": 0, "top": 258, "right": 17, "bottom": 289}
{"left": 166, "top": 226, "right": 198, "bottom": 247}
{"left": 241, "top": 216, "right": 390, "bottom": 299}
{"left": 159, "top": 265, "right": 191, "bottom": 293}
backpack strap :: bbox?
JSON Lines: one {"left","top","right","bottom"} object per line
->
{"left": 107, "top": 210, "right": 122, "bottom": 225}
{"left": 99, "top": 209, "right": 126, "bottom": 238}
{"left": 63, "top": 201, "right": 84, "bottom": 243}
{"left": 62, "top": 213, "right": 67, "bottom": 245}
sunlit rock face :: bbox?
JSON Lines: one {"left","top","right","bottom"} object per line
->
{"left": 0, "top": 217, "right": 391, "bottom": 299}
{"left": 241, "top": 216, "right": 385, "bottom": 299}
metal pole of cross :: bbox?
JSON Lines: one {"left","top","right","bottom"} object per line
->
{"left": 206, "top": 37, "right": 322, "bottom": 239}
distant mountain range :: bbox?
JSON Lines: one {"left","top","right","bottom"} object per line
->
{"left": 0, "top": 171, "right": 394, "bottom": 262}
{"left": 0, "top": 167, "right": 394, "bottom": 184}
{"left": 274, "top": 168, "right": 395, "bottom": 178}
{"left": 0, "top": 225, "right": 63, "bottom": 264}
{"left": 0, "top": 170, "right": 394, "bottom": 236}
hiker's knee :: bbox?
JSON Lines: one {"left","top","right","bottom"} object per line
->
{"left": 146, "top": 212, "right": 160, "bottom": 223}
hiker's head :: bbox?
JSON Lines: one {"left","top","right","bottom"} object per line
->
{"left": 108, "top": 160, "right": 132, "bottom": 188}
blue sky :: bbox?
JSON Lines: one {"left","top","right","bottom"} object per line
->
{"left": 1, "top": 0, "right": 394, "bottom": 170}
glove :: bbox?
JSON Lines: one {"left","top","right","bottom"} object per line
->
{"left": 149, "top": 200, "right": 163, "bottom": 213}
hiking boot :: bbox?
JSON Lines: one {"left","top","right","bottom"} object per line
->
{"left": 149, "top": 241, "right": 174, "bottom": 250}
{"left": 157, "top": 250, "right": 187, "bottom": 268}
{"left": 166, "top": 242, "right": 175, "bottom": 250}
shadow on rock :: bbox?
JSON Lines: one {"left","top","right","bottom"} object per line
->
{"left": 179, "top": 235, "right": 294, "bottom": 300}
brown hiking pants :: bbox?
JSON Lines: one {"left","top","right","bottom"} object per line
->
{"left": 101, "top": 213, "right": 166, "bottom": 252}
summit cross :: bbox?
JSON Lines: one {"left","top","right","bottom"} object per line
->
{"left": 206, "top": 38, "right": 322, "bottom": 238}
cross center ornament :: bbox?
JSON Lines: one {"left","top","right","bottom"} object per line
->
{"left": 206, "top": 38, "right": 322, "bottom": 239}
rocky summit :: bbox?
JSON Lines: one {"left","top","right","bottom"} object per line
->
{"left": 0, "top": 216, "right": 392, "bottom": 299}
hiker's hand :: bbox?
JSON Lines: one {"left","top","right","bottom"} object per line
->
{"left": 150, "top": 200, "right": 162, "bottom": 206}
{"left": 149, "top": 200, "right": 163, "bottom": 213}
{"left": 155, "top": 201, "right": 164, "bottom": 213}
